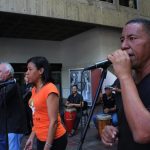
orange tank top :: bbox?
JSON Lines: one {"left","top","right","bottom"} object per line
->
{"left": 29, "top": 83, "right": 66, "bottom": 141}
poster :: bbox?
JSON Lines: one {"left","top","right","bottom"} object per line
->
{"left": 70, "top": 68, "right": 92, "bottom": 106}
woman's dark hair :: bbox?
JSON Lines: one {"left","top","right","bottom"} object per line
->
{"left": 27, "top": 56, "right": 53, "bottom": 84}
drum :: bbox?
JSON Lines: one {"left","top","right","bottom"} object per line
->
{"left": 64, "top": 108, "right": 77, "bottom": 133}
{"left": 96, "top": 114, "right": 111, "bottom": 137}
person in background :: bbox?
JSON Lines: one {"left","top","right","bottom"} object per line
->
{"left": 101, "top": 18, "right": 150, "bottom": 150}
{"left": 24, "top": 56, "right": 67, "bottom": 150}
{"left": 111, "top": 79, "right": 122, "bottom": 113}
{"left": 93, "top": 85, "right": 118, "bottom": 131}
{"left": 0, "top": 62, "right": 27, "bottom": 150}
{"left": 21, "top": 73, "right": 33, "bottom": 135}
{"left": 102, "top": 86, "right": 118, "bottom": 126}
{"left": 65, "top": 85, "right": 84, "bottom": 137}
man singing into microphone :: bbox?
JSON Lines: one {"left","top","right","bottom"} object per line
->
{"left": 0, "top": 62, "right": 27, "bottom": 150}
{"left": 101, "top": 18, "right": 150, "bottom": 150}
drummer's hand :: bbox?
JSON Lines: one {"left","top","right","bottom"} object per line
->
{"left": 65, "top": 102, "right": 70, "bottom": 107}
{"left": 101, "top": 125, "right": 118, "bottom": 146}
{"left": 100, "top": 92, "right": 103, "bottom": 98}
{"left": 67, "top": 103, "right": 74, "bottom": 107}
{"left": 71, "top": 103, "right": 75, "bottom": 107}
{"left": 104, "top": 108, "right": 109, "bottom": 113}
{"left": 112, "top": 87, "right": 121, "bottom": 93}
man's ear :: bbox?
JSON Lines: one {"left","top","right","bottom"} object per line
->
{"left": 4, "top": 70, "right": 12, "bottom": 80}
{"left": 5, "top": 70, "right": 10, "bottom": 77}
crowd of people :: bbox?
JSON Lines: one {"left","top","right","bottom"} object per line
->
{"left": 0, "top": 18, "right": 150, "bottom": 150}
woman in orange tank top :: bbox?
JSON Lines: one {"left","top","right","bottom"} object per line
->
{"left": 24, "top": 56, "right": 67, "bottom": 150}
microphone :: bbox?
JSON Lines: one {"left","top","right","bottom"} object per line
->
{"left": 83, "top": 59, "right": 112, "bottom": 71}
{"left": 0, "top": 79, "right": 16, "bottom": 87}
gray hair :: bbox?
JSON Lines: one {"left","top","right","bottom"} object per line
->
{"left": 0, "top": 62, "right": 14, "bottom": 77}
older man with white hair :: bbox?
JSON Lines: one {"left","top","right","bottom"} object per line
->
{"left": 0, "top": 62, "right": 27, "bottom": 150}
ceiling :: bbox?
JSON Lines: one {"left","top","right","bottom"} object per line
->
{"left": 0, "top": 11, "right": 96, "bottom": 41}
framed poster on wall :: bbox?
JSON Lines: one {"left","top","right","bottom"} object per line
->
{"left": 69, "top": 68, "right": 92, "bottom": 106}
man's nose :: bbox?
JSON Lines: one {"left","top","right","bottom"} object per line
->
{"left": 121, "top": 39, "right": 130, "bottom": 51}
{"left": 25, "top": 70, "right": 29, "bottom": 75}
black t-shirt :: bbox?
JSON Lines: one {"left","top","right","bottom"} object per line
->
{"left": 103, "top": 93, "right": 116, "bottom": 111}
{"left": 67, "top": 93, "right": 83, "bottom": 111}
{"left": 118, "top": 74, "right": 150, "bottom": 150}
{"left": 112, "top": 79, "right": 122, "bottom": 111}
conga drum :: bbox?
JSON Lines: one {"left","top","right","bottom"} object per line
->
{"left": 96, "top": 114, "right": 111, "bottom": 137}
{"left": 64, "top": 108, "right": 77, "bottom": 133}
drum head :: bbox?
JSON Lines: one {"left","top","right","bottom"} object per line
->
{"left": 96, "top": 114, "right": 111, "bottom": 120}
{"left": 65, "top": 108, "right": 76, "bottom": 112}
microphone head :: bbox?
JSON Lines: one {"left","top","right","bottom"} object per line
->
{"left": 96, "top": 59, "right": 112, "bottom": 69}
{"left": 83, "top": 59, "right": 112, "bottom": 71}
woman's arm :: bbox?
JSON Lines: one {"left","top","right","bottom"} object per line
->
{"left": 24, "top": 131, "right": 35, "bottom": 150}
{"left": 44, "top": 93, "right": 59, "bottom": 150}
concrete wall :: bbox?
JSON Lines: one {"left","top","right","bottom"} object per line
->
{"left": 0, "top": 27, "right": 121, "bottom": 98}
{"left": 61, "top": 27, "right": 121, "bottom": 97}
{"left": 0, "top": 0, "right": 149, "bottom": 28}
{"left": 0, "top": 38, "right": 61, "bottom": 63}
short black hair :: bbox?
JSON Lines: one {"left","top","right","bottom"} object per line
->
{"left": 72, "top": 84, "right": 78, "bottom": 89}
{"left": 126, "top": 18, "right": 150, "bottom": 36}
{"left": 27, "top": 56, "right": 53, "bottom": 84}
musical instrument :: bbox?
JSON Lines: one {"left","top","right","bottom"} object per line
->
{"left": 96, "top": 114, "right": 111, "bottom": 137}
{"left": 64, "top": 108, "right": 77, "bottom": 133}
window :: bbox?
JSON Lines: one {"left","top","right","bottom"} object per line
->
{"left": 119, "top": 0, "right": 137, "bottom": 9}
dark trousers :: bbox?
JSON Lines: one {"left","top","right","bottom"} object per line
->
{"left": 37, "top": 133, "right": 67, "bottom": 150}
{"left": 26, "top": 107, "right": 33, "bottom": 134}
{"left": 0, "top": 134, "right": 6, "bottom": 150}
{"left": 73, "top": 112, "right": 82, "bottom": 131}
